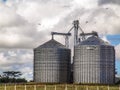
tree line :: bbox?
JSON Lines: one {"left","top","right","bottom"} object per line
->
{"left": 0, "top": 71, "right": 27, "bottom": 83}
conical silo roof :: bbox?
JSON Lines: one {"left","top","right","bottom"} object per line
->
{"left": 80, "top": 36, "right": 110, "bottom": 45}
{"left": 35, "top": 39, "right": 67, "bottom": 49}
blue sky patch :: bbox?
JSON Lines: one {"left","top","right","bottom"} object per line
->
{"left": 107, "top": 35, "right": 120, "bottom": 46}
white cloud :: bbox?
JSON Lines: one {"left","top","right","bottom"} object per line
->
{"left": 0, "top": 0, "right": 119, "bottom": 48}
{"left": 72, "top": 0, "right": 98, "bottom": 9}
{"left": 101, "top": 35, "right": 110, "bottom": 44}
{"left": 0, "top": 3, "right": 25, "bottom": 27}
{"left": 19, "top": 67, "right": 33, "bottom": 81}
{"left": 115, "top": 44, "right": 120, "bottom": 60}
{"left": 0, "top": 0, "right": 74, "bottom": 48}
{"left": 0, "top": 49, "right": 33, "bottom": 80}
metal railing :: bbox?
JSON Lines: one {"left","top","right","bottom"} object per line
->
{"left": 1, "top": 84, "right": 120, "bottom": 90}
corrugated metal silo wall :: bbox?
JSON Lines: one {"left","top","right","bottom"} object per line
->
{"left": 73, "top": 45, "right": 115, "bottom": 84}
{"left": 34, "top": 48, "right": 71, "bottom": 83}
{"left": 99, "top": 45, "right": 115, "bottom": 84}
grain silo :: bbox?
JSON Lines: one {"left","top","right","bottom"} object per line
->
{"left": 34, "top": 39, "right": 71, "bottom": 83}
{"left": 73, "top": 35, "right": 115, "bottom": 84}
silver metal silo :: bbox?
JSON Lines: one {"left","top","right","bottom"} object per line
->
{"left": 73, "top": 36, "right": 115, "bottom": 84}
{"left": 34, "top": 39, "right": 71, "bottom": 83}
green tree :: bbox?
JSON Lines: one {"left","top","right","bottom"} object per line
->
{"left": 3, "top": 71, "right": 22, "bottom": 79}
{"left": 0, "top": 71, "right": 27, "bottom": 83}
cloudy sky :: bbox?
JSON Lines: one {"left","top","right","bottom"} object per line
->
{"left": 0, "top": 0, "right": 120, "bottom": 80}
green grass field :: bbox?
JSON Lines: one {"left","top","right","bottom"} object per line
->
{"left": 0, "top": 84, "right": 119, "bottom": 90}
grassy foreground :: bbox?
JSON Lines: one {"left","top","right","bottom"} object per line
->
{"left": 0, "top": 84, "right": 119, "bottom": 90}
